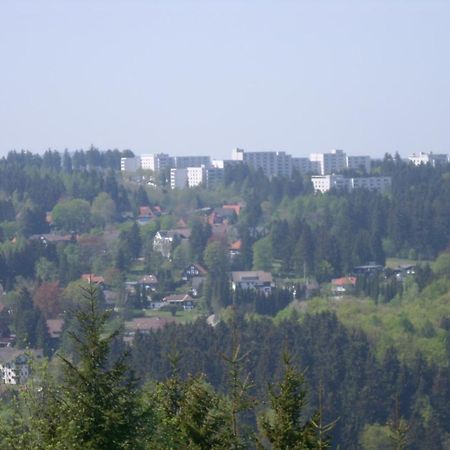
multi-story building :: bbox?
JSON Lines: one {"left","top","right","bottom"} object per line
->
{"left": 408, "top": 152, "right": 448, "bottom": 167}
{"left": 172, "top": 155, "right": 211, "bottom": 169}
{"left": 205, "top": 167, "right": 224, "bottom": 188}
{"left": 141, "top": 153, "right": 171, "bottom": 172}
{"left": 349, "top": 177, "right": 391, "bottom": 193}
{"left": 311, "top": 174, "right": 349, "bottom": 193}
{"left": 121, "top": 153, "right": 171, "bottom": 173}
{"left": 309, "top": 149, "right": 347, "bottom": 175}
{"left": 311, "top": 174, "right": 391, "bottom": 194}
{"left": 120, "top": 156, "right": 140, "bottom": 172}
{"left": 346, "top": 155, "right": 371, "bottom": 173}
{"left": 231, "top": 148, "right": 293, "bottom": 178}
{"left": 291, "top": 157, "right": 320, "bottom": 174}
{"left": 170, "top": 166, "right": 224, "bottom": 189}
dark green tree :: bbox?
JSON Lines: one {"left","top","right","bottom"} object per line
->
{"left": 257, "top": 353, "right": 331, "bottom": 450}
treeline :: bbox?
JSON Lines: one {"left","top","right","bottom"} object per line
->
{"left": 129, "top": 312, "right": 450, "bottom": 449}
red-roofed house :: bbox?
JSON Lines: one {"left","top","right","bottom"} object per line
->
{"left": 81, "top": 274, "right": 105, "bottom": 286}
{"left": 229, "top": 240, "right": 242, "bottom": 259}
{"left": 331, "top": 276, "right": 357, "bottom": 295}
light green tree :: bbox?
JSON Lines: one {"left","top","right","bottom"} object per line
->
{"left": 91, "top": 192, "right": 117, "bottom": 228}
{"left": 52, "top": 199, "right": 92, "bottom": 233}
{"left": 252, "top": 236, "right": 273, "bottom": 272}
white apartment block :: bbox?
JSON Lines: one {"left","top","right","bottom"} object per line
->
{"left": 231, "top": 148, "right": 293, "bottom": 178}
{"left": 141, "top": 153, "right": 171, "bottom": 172}
{"left": 170, "top": 166, "right": 224, "bottom": 189}
{"left": 312, "top": 174, "right": 391, "bottom": 194}
{"left": 408, "top": 152, "right": 448, "bottom": 167}
{"left": 309, "top": 149, "right": 347, "bottom": 175}
{"left": 121, "top": 153, "right": 171, "bottom": 173}
{"left": 311, "top": 174, "right": 349, "bottom": 193}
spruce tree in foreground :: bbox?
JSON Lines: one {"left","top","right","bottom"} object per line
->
{"left": 257, "top": 352, "right": 333, "bottom": 450}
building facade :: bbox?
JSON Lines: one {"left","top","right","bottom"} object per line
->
{"left": 170, "top": 166, "right": 224, "bottom": 189}
{"left": 312, "top": 174, "right": 391, "bottom": 193}
{"left": 408, "top": 152, "right": 448, "bottom": 167}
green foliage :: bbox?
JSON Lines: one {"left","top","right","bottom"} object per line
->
{"left": 432, "top": 252, "right": 450, "bottom": 278}
{"left": 145, "top": 371, "right": 232, "bottom": 450}
{"left": 52, "top": 198, "right": 92, "bottom": 232}
{"left": 253, "top": 236, "right": 273, "bottom": 271}
{"left": 204, "top": 241, "right": 231, "bottom": 313}
{"left": 91, "top": 192, "right": 117, "bottom": 227}
{"left": 258, "top": 352, "right": 330, "bottom": 450}
{"left": 359, "top": 423, "right": 394, "bottom": 450}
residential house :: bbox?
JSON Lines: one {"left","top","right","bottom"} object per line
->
{"left": 208, "top": 207, "right": 236, "bottom": 225}
{"left": 124, "top": 317, "right": 176, "bottom": 340}
{"left": 231, "top": 271, "right": 274, "bottom": 294}
{"left": 182, "top": 263, "right": 207, "bottom": 281}
{"left": 140, "top": 274, "right": 159, "bottom": 291}
{"left": 163, "top": 293, "right": 195, "bottom": 310}
{"left": 153, "top": 229, "right": 191, "bottom": 258}
{"left": 137, "top": 206, "right": 154, "bottom": 225}
{"left": 229, "top": 240, "right": 242, "bottom": 259}
{"left": 331, "top": 276, "right": 357, "bottom": 295}
{"left": 0, "top": 348, "right": 43, "bottom": 385}
{"left": 81, "top": 274, "right": 105, "bottom": 287}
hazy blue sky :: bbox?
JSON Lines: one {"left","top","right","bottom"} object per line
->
{"left": 1, "top": 1, "right": 450, "bottom": 158}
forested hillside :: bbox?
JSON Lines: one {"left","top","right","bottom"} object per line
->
{"left": 1, "top": 149, "right": 450, "bottom": 448}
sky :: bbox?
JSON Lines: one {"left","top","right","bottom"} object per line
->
{"left": 1, "top": 0, "right": 450, "bottom": 159}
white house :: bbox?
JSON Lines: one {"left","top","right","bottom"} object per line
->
{"left": 0, "top": 349, "right": 43, "bottom": 385}
{"left": 231, "top": 271, "right": 275, "bottom": 294}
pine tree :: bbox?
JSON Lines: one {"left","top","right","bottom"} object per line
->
{"left": 257, "top": 352, "right": 332, "bottom": 450}
{"left": 55, "top": 284, "right": 144, "bottom": 449}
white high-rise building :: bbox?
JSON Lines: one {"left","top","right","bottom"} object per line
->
{"left": 231, "top": 148, "right": 292, "bottom": 178}
{"left": 309, "top": 149, "right": 347, "bottom": 175}
{"left": 311, "top": 174, "right": 348, "bottom": 193}
{"left": 140, "top": 153, "right": 171, "bottom": 172}
{"left": 408, "top": 152, "right": 448, "bottom": 167}
{"left": 121, "top": 153, "right": 171, "bottom": 173}
{"left": 170, "top": 166, "right": 224, "bottom": 189}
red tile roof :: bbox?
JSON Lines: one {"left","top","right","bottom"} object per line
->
{"left": 331, "top": 276, "right": 357, "bottom": 286}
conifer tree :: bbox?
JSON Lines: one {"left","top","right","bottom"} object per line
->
{"left": 257, "top": 352, "right": 332, "bottom": 450}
